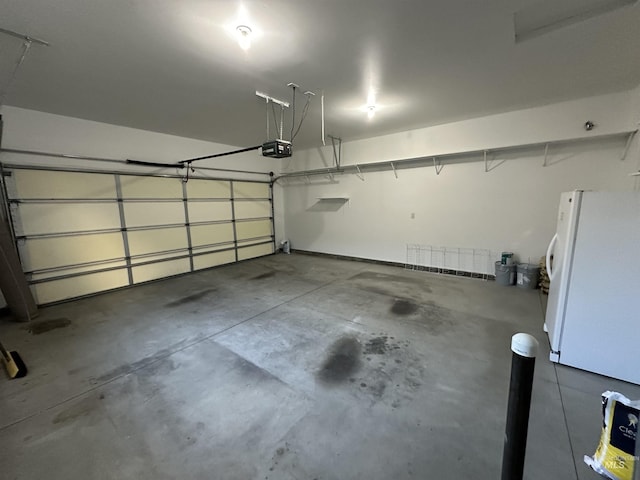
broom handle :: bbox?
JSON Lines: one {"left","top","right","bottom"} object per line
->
{"left": 0, "top": 339, "right": 10, "bottom": 360}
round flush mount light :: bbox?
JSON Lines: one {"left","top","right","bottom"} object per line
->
{"left": 236, "top": 25, "right": 252, "bottom": 51}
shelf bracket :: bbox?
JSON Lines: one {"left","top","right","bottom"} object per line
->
{"left": 390, "top": 162, "right": 398, "bottom": 179}
{"left": 483, "top": 150, "right": 488, "bottom": 172}
{"left": 329, "top": 135, "right": 342, "bottom": 169}
{"left": 355, "top": 164, "right": 364, "bottom": 181}
{"left": 542, "top": 143, "right": 550, "bottom": 167}
{"left": 433, "top": 157, "right": 443, "bottom": 175}
{"left": 620, "top": 131, "right": 636, "bottom": 161}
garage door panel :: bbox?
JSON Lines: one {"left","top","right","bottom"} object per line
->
{"left": 31, "top": 270, "right": 129, "bottom": 304}
{"left": 187, "top": 179, "right": 230, "bottom": 199}
{"left": 234, "top": 201, "right": 271, "bottom": 220}
{"left": 7, "top": 168, "right": 274, "bottom": 304}
{"left": 127, "top": 228, "right": 188, "bottom": 256}
{"left": 193, "top": 250, "right": 236, "bottom": 270}
{"left": 192, "top": 244, "right": 234, "bottom": 254}
{"left": 30, "top": 260, "right": 128, "bottom": 282}
{"left": 236, "top": 220, "right": 272, "bottom": 240}
{"left": 15, "top": 203, "right": 121, "bottom": 236}
{"left": 20, "top": 233, "right": 125, "bottom": 271}
{"left": 130, "top": 251, "right": 190, "bottom": 266}
{"left": 233, "top": 182, "right": 269, "bottom": 199}
{"left": 188, "top": 202, "right": 232, "bottom": 223}
{"left": 120, "top": 176, "right": 182, "bottom": 198}
{"left": 190, "top": 223, "right": 234, "bottom": 247}
{"left": 123, "top": 202, "right": 185, "bottom": 227}
{"left": 10, "top": 170, "right": 116, "bottom": 199}
{"left": 132, "top": 258, "right": 191, "bottom": 283}
{"left": 238, "top": 243, "right": 274, "bottom": 261}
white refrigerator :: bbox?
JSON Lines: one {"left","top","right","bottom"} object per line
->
{"left": 545, "top": 191, "right": 640, "bottom": 385}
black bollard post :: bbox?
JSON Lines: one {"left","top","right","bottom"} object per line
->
{"left": 501, "top": 333, "right": 539, "bottom": 480}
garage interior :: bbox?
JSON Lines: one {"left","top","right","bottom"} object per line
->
{"left": 1, "top": 1, "right": 640, "bottom": 479}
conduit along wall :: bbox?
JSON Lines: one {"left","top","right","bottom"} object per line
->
{"left": 0, "top": 165, "right": 275, "bottom": 305}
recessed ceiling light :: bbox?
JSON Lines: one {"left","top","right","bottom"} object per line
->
{"left": 364, "top": 88, "right": 378, "bottom": 120}
{"left": 236, "top": 25, "right": 252, "bottom": 50}
{"left": 367, "top": 105, "right": 377, "bottom": 119}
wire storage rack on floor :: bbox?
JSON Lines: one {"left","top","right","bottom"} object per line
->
{"left": 405, "top": 244, "right": 495, "bottom": 279}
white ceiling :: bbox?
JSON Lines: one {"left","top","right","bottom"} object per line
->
{"left": 1, "top": 0, "right": 639, "bottom": 150}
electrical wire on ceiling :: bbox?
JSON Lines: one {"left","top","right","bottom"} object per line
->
{"left": 0, "top": 28, "right": 49, "bottom": 108}
{"left": 289, "top": 83, "right": 297, "bottom": 141}
{"left": 129, "top": 83, "right": 320, "bottom": 171}
{"left": 264, "top": 98, "right": 270, "bottom": 142}
{"left": 284, "top": 82, "right": 317, "bottom": 142}
{"left": 292, "top": 91, "right": 314, "bottom": 141}
{"left": 270, "top": 102, "right": 279, "bottom": 139}
{"left": 259, "top": 84, "right": 318, "bottom": 145}
{"left": 279, "top": 103, "right": 285, "bottom": 140}
{"left": 182, "top": 161, "right": 195, "bottom": 183}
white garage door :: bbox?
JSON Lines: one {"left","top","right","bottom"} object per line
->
{"left": 2, "top": 166, "right": 274, "bottom": 304}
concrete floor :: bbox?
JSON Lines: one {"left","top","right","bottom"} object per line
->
{"left": 1, "top": 253, "right": 639, "bottom": 479}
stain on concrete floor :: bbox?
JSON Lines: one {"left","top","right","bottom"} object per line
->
{"left": 164, "top": 288, "right": 217, "bottom": 307}
{"left": 25, "top": 318, "right": 71, "bottom": 335}
{"left": 93, "top": 341, "right": 188, "bottom": 383}
{"left": 391, "top": 298, "right": 418, "bottom": 315}
{"left": 251, "top": 271, "right": 276, "bottom": 280}
{"left": 317, "top": 336, "right": 362, "bottom": 384}
{"left": 348, "top": 271, "right": 433, "bottom": 293}
{"left": 363, "top": 336, "right": 390, "bottom": 354}
{"left": 52, "top": 393, "right": 103, "bottom": 425}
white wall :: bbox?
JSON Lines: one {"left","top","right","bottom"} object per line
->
{"left": 282, "top": 90, "right": 640, "bottom": 267}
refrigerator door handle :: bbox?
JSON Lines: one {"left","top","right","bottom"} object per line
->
{"left": 546, "top": 233, "right": 558, "bottom": 280}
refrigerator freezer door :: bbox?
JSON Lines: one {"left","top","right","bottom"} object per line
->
{"left": 557, "top": 192, "right": 640, "bottom": 384}
{"left": 545, "top": 191, "right": 582, "bottom": 354}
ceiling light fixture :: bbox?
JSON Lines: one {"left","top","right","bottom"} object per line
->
{"left": 236, "top": 25, "right": 252, "bottom": 51}
{"left": 367, "top": 104, "right": 376, "bottom": 119}
{"left": 365, "top": 88, "right": 378, "bottom": 120}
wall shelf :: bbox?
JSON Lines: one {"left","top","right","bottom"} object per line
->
{"left": 277, "top": 130, "right": 638, "bottom": 181}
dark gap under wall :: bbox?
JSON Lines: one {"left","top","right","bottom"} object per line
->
{"left": 290, "top": 249, "right": 496, "bottom": 281}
